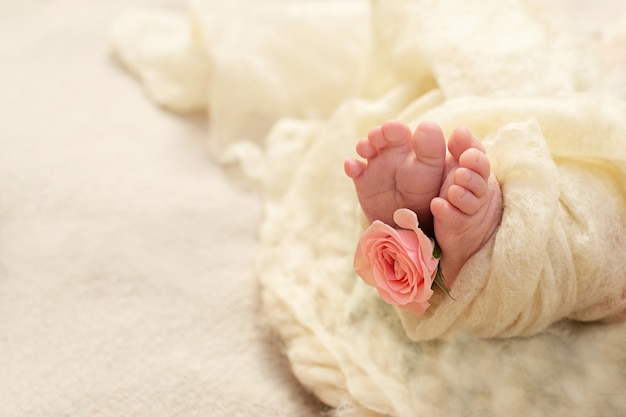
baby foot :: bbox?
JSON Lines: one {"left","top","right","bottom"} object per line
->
{"left": 344, "top": 120, "right": 446, "bottom": 234}
{"left": 431, "top": 126, "right": 503, "bottom": 285}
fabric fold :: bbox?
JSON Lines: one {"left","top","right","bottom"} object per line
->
{"left": 397, "top": 96, "right": 626, "bottom": 340}
{"left": 109, "top": 0, "right": 626, "bottom": 415}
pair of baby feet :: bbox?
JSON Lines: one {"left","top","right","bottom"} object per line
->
{"left": 344, "top": 120, "right": 502, "bottom": 286}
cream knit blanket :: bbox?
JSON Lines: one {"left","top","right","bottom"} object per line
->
{"left": 111, "top": 0, "right": 626, "bottom": 415}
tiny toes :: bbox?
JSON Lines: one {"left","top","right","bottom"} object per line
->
{"left": 381, "top": 120, "right": 412, "bottom": 145}
{"left": 459, "top": 148, "right": 490, "bottom": 179}
{"left": 412, "top": 121, "right": 446, "bottom": 164}
{"left": 356, "top": 138, "right": 378, "bottom": 159}
{"left": 367, "top": 126, "right": 387, "bottom": 149}
{"left": 367, "top": 121, "right": 412, "bottom": 149}
{"left": 447, "top": 126, "right": 472, "bottom": 160}
{"left": 454, "top": 167, "right": 488, "bottom": 198}
{"left": 431, "top": 196, "right": 466, "bottom": 227}
{"left": 447, "top": 184, "right": 482, "bottom": 215}
{"left": 448, "top": 126, "right": 485, "bottom": 161}
{"left": 344, "top": 159, "right": 366, "bottom": 179}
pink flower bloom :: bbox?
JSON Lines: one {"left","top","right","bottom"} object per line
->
{"left": 354, "top": 208, "right": 439, "bottom": 316}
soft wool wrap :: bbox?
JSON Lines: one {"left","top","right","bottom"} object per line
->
{"left": 111, "top": 0, "right": 626, "bottom": 415}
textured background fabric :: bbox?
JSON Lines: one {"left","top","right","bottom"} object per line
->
{"left": 0, "top": 1, "right": 324, "bottom": 416}
{"left": 1, "top": 0, "right": 625, "bottom": 417}
{"left": 112, "top": 0, "right": 626, "bottom": 414}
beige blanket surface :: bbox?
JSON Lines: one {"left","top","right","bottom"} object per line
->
{"left": 3, "top": 0, "right": 626, "bottom": 416}
{"left": 110, "top": 0, "right": 626, "bottom": 415}
{"left": 0, "top": 1, "right": 323, "bottom": 416}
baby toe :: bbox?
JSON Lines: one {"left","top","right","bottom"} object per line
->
{"left": 431, "top": 196, "right": 469, "bottom": 229}
{"left": 412, "top": 121, "right": 446, "bottom": 163}
{"left": 380, "top": 120, "right": 412, "bottom": 146}
{"left": 447, "top": 184, "right": 482, "bottom": 215}
{"left": 356, "top": 137, "right": 379, "bottom": 159}
{"left": 344, "top": 158, "right": 367, "bottom": 179}
{"left": 459, "top": 147, "right": 490, "bottom": 180}
{"left": 367, "top": 125, "right": 387, "bottom": 149}
{"left": 454, "top": 167, "right": 488, "bottom": 198}
{"left": 447, "top": 126, "right": 473, "bottom": 160}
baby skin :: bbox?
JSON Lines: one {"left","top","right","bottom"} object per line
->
{"left": 344, "top": 120, "right": 502, "bottom": 287}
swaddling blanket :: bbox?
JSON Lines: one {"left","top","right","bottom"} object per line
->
{"left": 110, "top": 0, "right": 626, "bottom": 415}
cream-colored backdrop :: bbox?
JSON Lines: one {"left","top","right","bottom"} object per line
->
{"left": 0, "top": 1, "right": 623, "bottom": 416}
{"left": 0, "top": 1, "right": 323, "bottom": 415}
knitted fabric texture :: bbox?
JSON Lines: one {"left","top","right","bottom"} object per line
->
{"left": 111, "top": 0, "right": 626, "bottom": 415}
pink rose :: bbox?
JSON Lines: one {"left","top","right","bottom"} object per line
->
{"left": 354, "top": 208, "right": 439, "bottom": 316}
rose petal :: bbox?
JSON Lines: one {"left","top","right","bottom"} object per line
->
{"left": 393, "top": 208, "right": 419, "bottom": 231}
{"left": 374, "top": 284, "right": 398, "bottom": 306}
{"left": 411, "top": 282, "right": 434, "bottom": 303}
{"left": 354, "top": 209, "right": 440, "bottom": 316}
